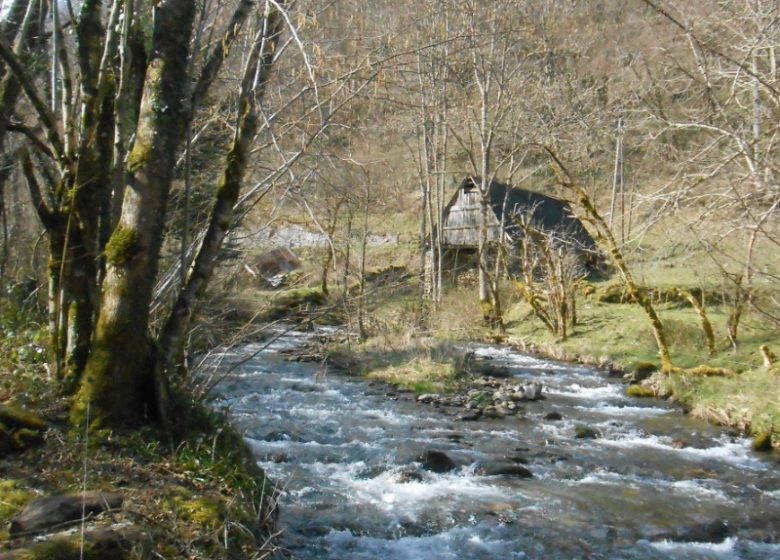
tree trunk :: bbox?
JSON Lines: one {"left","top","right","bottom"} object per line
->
{"left": 158, "top": 4, "right": 284, "bottom": 376}
{"left": 75, "top": 0, "right": 196, "bottom": 428}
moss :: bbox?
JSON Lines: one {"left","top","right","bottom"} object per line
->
{"left": 0, "top": 405, "right": 47, "bottom": 432}
{"left": 104, "top": 226, "right": 141, "bottom": 267}
{"left": 12, "top": 538, "right": 84, "bottom": 560}
{"left": 125, "top": 138, "right": 150, "bottom": 174}
{"left": 752, "top": 431, "right": 773, "bottom": 452}
{"left": 11, "top": 428, "right": 44, "bottom": 449}
{"left": 177, "top": 496, "right": 225, "bottom": 530}
{"left": 574, "top": 425, "right": 601, "bottom": 439}
{"left": 260, "top": 287, "right": 327, "bottom": 321}
{"left": 684, "top": 366, "right": 736, "bottom": 377}
{"left": 4, "top": 534, "right": 128, "bottom": 560}
{"left": 626, "top": 385, "right": 655, "bottom": 398}
{"left": 632, "top": 361, "right": 658, "bottom": 377}
{"left": 0, "top": 479, "right": 34, "bottom": 527}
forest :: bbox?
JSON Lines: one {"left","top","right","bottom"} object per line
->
{"left": 0, "top": 0, "right": 778, "bottom": 558}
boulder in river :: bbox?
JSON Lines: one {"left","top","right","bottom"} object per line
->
{"left": 574, "top": 425, "right": 601, "bottom": 439}
{"left": 671, "top": 519, "right": 730, "bottom": 543}
{"left": 482, "top": 406, "right": 506, "bottom": 419}
{"left": 520, "top": 381, "right": 543, "bottom": 401}
{"left": 474, "top": 461, "right": 533, "bottom": 478}
{"left": 544, "top": 411, "right": 563, "bottom": 421}
{"left": 419, "top": 450, "right": 457, "bottom": 473}
{"left": 457, "top": 411, "right": 482, "bottom": 422}
{"left": 752, "top": 430, "right": 773, "bottom": 452}
{"left": 396, "top": 468, "right": 425, "bottom": 484}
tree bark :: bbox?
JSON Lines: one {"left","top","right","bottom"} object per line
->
{"left": 158, "top": 3, "right": 284, "bottom": 376}
{"left": 75, "top": 0, "right": 197, "bottom": 427}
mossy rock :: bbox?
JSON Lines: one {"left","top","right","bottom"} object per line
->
{"left": 0, "top": 527, "right": 149, "bottom": 560}
{"left": 752, "top": 431, "right": 773, "bottom": 452}
{"left": 684, "top": 366, "right": 736, "bottom": 377}
{"left": 574, "top": 425, "right": 601, "bottom": 439}
{"left": 0, "top": 480, "right": 35, "bottom": 529}
{"left": 597, "top": 284, "right": 634, "bottom": 304}
{"left": 262, "top": 287, "right": 326, "bottom": 321}
{"left": 177, "top": 496, "right": 225, "bottom": 530}
{"left": 626, "top": 385, "right": 655, "bottom": 398}
{"left": 632, "top": 361, "right": 658, "bottom": 377}
{"left": 580, "top": 283, "right": 596, "bottom": 297}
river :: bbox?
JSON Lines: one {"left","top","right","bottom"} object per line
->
{"left": 213, "top": 330, "right": 780, "bottom": 559}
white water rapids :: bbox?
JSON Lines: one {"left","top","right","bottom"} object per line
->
{"left": 213, "top": 330, "right": 780, "bottom": 559}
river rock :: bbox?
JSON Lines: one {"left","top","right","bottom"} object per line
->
{"left": 417, "top": 394, "right": 439, "bottom": 404}
{"left": 10, "top": 492, "right": 124, "bottom": 536}
{"left": 419, "top": 450, "right": 457, "bottom": 473}
{"left": 752, "top": 430, "right": 773, "bottom": 452}
{"left": 396, "top": 468, "right": 425, "bottom": 483}
{"left": 269, "top": 452, "right": 289, "bottom": 463}
{"left": 574, "top": 425, "right": 601, "bottom": 439}
{"left": 520, "top": 381, "right": 543, "bottom": 401}
{"left": 675, "top": 519, "right": 730, "bottom": 543}
{"left": 545, "top": 411, "right": 563, "bottom": 421}
{"left": 457, "top": 411, "right": 482, "bottom": 422}
{"left": 482, "top": 406, "right": 506, "bottom": 419}
{"left": 262, "top": 430, "right": 299, "bottom": 442}
{"left": 474, "top": 461, "right": 533, "bottom": 478}
{"left": 476, "top": 364, "right": 511, "bottom": 378}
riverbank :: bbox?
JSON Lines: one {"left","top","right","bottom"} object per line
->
{"left": 0, "top": 315, "right": 277, "bottom": 559}
{"left": 315, "top": 276, "right": 779, "bottom": 449}
{"left": 505, "top": 280, "right": 779, "bottom": 447}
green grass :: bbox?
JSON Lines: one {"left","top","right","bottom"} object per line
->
{"left": 328, "top": 335, "right": 470, "bottom": 395}
{"left": 662, "top": 368, "right": 780, "bottom": 435}
{"left": 507, "top": 293, "right": 775, "bottom": 372}
{"left": 504, "top": 246, "right": 779, "bottom": 440}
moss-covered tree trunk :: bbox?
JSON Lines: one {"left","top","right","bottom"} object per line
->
{"left": 544, "top": 148, "right": 673, "bottom": 373}
{"left": 158, "top": 4, "right": 284, "bottom": 375}
{"left": 74, "top": 1, "right": 196, "bottom": 427}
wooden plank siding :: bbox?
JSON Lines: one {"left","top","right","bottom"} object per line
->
{"left": 441, "top": 189, "right": 504, "bottom": 246}
{"left": 440, "top": 177, "right": 598, "bottom": 256}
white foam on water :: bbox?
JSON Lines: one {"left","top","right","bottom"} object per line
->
{"left": 650, "top": 536, "right": 737, "bottom": 555}
{"left": 545, "top": 383, "right": 624, "bottom": 400}
{"left": 331, "top": 466, "right": 516, "bottom": 518}
{"left": 669, "top": 479, "right": 730, "bottom": 501}
{"left": 599, "top": 433, "right": 763, "bottom": 469}
{"left": 571, "top": 471, "right": 730, "bottom": 502}
{"left": 323, "top": 526, "right": 527, "bottom": 560}
{"left": 356, "top": 409, "right": 443, "bottom": 427}
{"left": 468, "top": 345, "right": 579, "bottom": 373}
{"left": 575, "top": 403, "right": 673, "bottom": 417}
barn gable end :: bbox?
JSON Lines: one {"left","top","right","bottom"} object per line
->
{"left": 440, "top": 177, "right": 597, "bottom": 255}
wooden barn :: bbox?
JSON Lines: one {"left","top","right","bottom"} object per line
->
{"left": 436, "top": 177, "right": 598, "bottom": 278}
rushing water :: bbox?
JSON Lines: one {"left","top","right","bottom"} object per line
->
{"left": 213, "top": 330, "right": 780, "bottom": 560}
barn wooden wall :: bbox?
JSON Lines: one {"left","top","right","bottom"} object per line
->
{"left": 441, "top": 190, "right": 502, "bottom": 246}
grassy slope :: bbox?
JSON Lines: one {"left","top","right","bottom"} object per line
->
{"left": 504, "top": 236, "right": 780, "bottom": 440}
